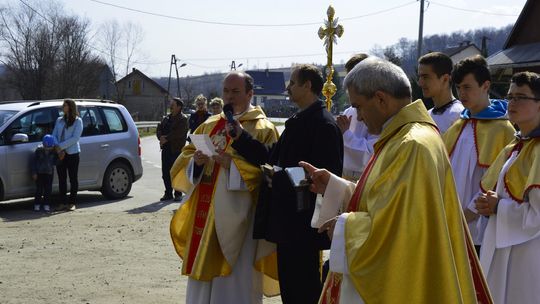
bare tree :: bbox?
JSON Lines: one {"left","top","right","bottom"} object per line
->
{"left": 0, "top": 1, "right": 60, "bottom": 99}
{"left": 122, "top": 22, "right": 144, "bottom": 77}
{"left": 97, "top": 20, "right": 121, "bottom": 86}
{"left": 0, "top": 0, "right": 103, "bottom": 99}
{"left": 97, "top": 20, "right": 145, "bottom": 103}
{"left": 54, "top": 16, "right": 103, "bottom": 98}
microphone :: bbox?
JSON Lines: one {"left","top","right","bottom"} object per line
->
{"left": 223, "top": 103, "right": 237, "bottom": 138}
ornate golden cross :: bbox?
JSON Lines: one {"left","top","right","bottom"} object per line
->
{"left": 318, "top": 5, "right": 344, "bottom": 111}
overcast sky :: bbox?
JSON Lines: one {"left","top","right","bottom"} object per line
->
{"left": 6, "top": 0, "right": 528, "bottom": 77}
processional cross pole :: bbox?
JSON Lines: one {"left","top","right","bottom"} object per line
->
{"left": 318, "top": 5, "right": 344, "bottom": 111}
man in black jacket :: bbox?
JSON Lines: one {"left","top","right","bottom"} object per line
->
{"left": 229, "top": 64, "right": 343, "bottom": 304}
{"left": 157, "top": 97, "right": 189, "bottom": 201}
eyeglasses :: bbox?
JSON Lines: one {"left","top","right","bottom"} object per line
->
{"left": 505, "top": 95, "right": 540, "bottom": 102}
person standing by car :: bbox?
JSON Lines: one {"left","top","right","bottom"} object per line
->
{"left": 31, "top": 134, "right": 58, "bottom": 212}
{"left": 52, "top": 99, "right": 83, "bottom": 211}
{"left": 157, "top": 97, "right": 188, "bottom": 201}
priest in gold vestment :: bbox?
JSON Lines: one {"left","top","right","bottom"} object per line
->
{"left": 169, "top": 72, "right": 280, "bottom": 304}
{"left": 301, "top": 57, "right": 492, "bottom": 304}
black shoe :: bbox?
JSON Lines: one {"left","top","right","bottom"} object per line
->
{"left": 160, "top": 194, "right": 173, "bottom": 201}
{"left": 174, "top": 194, "right": 183, "bottom": 202}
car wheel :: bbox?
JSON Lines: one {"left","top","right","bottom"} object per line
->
{"left": 102, "top": 161, "right": 133, "bottom": 199}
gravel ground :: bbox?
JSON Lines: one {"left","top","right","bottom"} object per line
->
{"left": 0, "top": 198, "right": 282, "bottom": 304}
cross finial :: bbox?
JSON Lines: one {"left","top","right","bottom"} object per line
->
{"left": 318, "top": 5, "right": 344, "bottom": 111}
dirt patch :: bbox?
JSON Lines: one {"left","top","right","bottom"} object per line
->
{"left": 0, "top": 203, "right": 282, "bottom": 304}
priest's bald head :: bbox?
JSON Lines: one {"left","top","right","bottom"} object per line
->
{"left": 222, "top": 71, "right": 254, "bottom": 114}
{"left": 344, "top": 57, "right": 412, "bottom": 135}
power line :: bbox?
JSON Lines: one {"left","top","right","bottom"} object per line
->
{"left": 88, "top": 0, "right": 417, "bottom": 27}
{"left": 183, "top": 50, "right": 364, "bottom": 62}
{"left": 17, "top": 0, "right": 168, "bottom": 66}
{"left": 429, "top": 1, "right": 519, "bottom": 17}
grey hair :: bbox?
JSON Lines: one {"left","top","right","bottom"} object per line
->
{"left": 344, "top": 57, "right": 411, "bottom": 99}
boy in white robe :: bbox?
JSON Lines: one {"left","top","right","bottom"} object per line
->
{"left": 474, "top": 71, "right": 540, "bottom": 304}
{"left": 442, "top": 55, "right": 515, "bottom": 254}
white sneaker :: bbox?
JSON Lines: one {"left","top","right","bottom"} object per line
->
{"left": 44, "top": 205, "right": 50, "bottom": 212}
{"left": 34, "top": 204, "right": 40, "bottom": 211}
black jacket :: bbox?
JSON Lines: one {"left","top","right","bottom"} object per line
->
{"left": 156, "top": 113, "right": 189, "bottom": 153}
{"left": 232, "top": 100, "right": 343, "bottom": 249}
{"left": 32, "top": 146, "right": 58, "bottom": 175}
{"left": 188, "top": 111, "right": 211, "bottom": 134}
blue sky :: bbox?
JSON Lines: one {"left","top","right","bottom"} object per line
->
{"left": 6, "top": 0, "right": 528, "bottom": 77}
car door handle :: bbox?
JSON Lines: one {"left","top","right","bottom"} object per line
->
{"left": 100, "top": 144, "right": 110, "bottom": 148}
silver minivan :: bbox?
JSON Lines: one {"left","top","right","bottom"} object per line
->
{"left": 0, "top": 99, "right": 143, "bottom": 201}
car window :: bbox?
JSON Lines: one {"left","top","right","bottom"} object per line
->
{"left": 1, "top": 108, "right": 58, "bottom": 144}
{"left": 80, "top": 106, "right": 106, "bottom": 137}
{"left": 0, "top": 110, "right": 17, "bottom": 127}
{"left": 102, "top": 107, "right": 127, "bottom": 133}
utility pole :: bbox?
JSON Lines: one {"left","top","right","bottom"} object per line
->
{"left": 417, "top": 0, "right": 425, "bottom": 60}
{"left": 481, "top": 36, "right": 490, "bottom": 57}
{"left": 165, "top": 55, "right": 187, "bottom": 115}
{"left": 167, "top": 55, "right": 181, "bottom": 97}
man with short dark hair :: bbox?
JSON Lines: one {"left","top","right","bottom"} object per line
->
{"left": 418, "top": 52, "right": 464, "bottom": 133}
{"left": 443, "top": 55, "right": 515, "bottom": 253}
{"left": 170, "top": 71, "right": 280, "bottom": 304}
{"left": 156, "top": 97, "right": 188, "bottom": 201}
{"left": 229, "top": 64, "right": 343, "bottom": 304}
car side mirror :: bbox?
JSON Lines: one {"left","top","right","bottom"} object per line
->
{"left": 11, "top": 133, "right": 29, "bottom": 143}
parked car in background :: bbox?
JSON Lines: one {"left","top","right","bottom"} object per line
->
{"left": 0, "top": 99, "right": 143, "bottom": 201}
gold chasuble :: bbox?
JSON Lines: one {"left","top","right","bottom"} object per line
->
{"left": 443, "top": 118, "right": 515, "bottom": 168}
{"left": 481, "top": 137, "right": 540, "bottom": 203}
{"left": 169, "top": 106, "right": 279, "bottom": 295}
{"left": 320, "top": 100, "right": 491, "bottom": 304}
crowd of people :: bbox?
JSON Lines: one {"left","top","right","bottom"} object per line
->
{"left": 157, "top": 52, "right": 539, "bottom": 304}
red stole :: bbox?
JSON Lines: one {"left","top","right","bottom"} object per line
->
{"left": 185, "top": 118, "right": 230, "bottom": 275}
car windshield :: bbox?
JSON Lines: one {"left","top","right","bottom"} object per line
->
{"left": 0, "top": 110, "right": 17, "bottom": 127}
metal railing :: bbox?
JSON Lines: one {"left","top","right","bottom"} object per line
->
{"left": 135, "top": 121, "right": 159, "bottom": 129}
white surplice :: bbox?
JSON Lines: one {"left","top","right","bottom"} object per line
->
{"left": 428, "top": 101, "right": 464, "bottom": 133}
{"left": 479, "top": 151, "right": 540, "bottom": 304}
{"left": 184, "top": 160, "right": 263, "bottom": 304}
{"left": 321, "top": 174, "right": 365, "bottom": 303}
{"left": 341, "top": 107, "right": 378, "bottom": 178}
{"left": 449, "top": 123, "right": 488, "bottom": 245}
